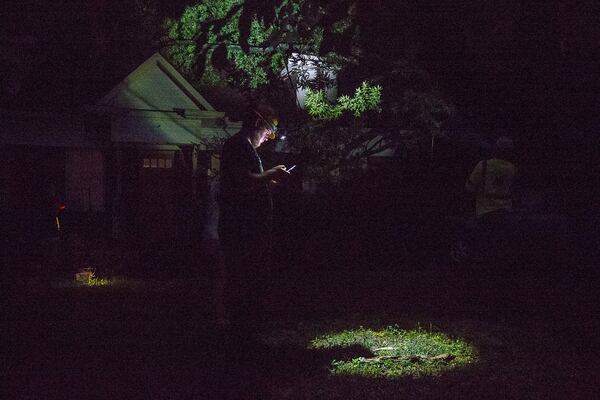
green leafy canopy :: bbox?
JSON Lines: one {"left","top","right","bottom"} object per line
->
{"left": 158, "top": 0, "right": 455, "bottom": 181}
{"left": 162, "top": 0, "right": 324, "bottom": 89}
{"left": 305, "top": 81, "right": 382, "bottom": 120}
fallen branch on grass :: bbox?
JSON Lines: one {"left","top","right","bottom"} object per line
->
{"left": 357, "top": 353, "right": 455, "bottom": 363}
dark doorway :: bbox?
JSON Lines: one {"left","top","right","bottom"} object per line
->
{"left": 137, "top": 150, "right": 177, "bottom": 242}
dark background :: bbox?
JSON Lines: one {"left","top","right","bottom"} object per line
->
{"left": 2, "top": 0, "right": 599, "bottom": 269}
{"left": 2, "top": 1, "right": 598, "bottom": 252}
{"left": 2, "top": 3, "right": 599, "bottom": 399}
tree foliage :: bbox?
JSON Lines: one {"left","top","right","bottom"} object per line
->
{"left": 161, "top": 0, "right": 353, "bottom": 91}
{"left": 158, "top": 0, "right": 457, "bottom": 180}
{"left": 304, "top": 81, "right": 382, "bottom": 120}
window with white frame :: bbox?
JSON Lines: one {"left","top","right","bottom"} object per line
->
{"left": 143, "top": 158, "right": 173, "bottom": 169}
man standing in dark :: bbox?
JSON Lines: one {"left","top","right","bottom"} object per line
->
{"left": 218, "top": 103, "right": 288, "bottom": 330}
{"left": 466, "top": 136, "right": 516, "bottom": 219}
{"left": 459, "top": 136, "right": 517, "bottom": 266}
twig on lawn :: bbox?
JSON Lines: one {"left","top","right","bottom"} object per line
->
{"left": 358, "top": 353, "right": 455, "bottom": 363}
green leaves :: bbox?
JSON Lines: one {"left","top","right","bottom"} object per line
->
{"left": 163, "top": 0, "right": 275, "bottom": 88}
{"left": 161, "top": 0, "right": 359, "bottom": 91}
{"left": 304, "top": 89, "right": 343, "bottom": 120}
{"left": 160, "top": 1, "right": 454, "bottom": 182}
{"left": 305, "top": 81, "right": 382, "bottom": 120}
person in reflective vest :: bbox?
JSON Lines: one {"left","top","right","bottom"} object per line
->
{"left": 466, "top": 136, "right": 516, "bottom": 217}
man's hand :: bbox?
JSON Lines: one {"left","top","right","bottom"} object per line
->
{"left": 267, "top": 165, "right": 288, "bottom": 183}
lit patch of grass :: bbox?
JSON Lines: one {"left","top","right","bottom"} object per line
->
{"left": 70, "top": 275, "right": 111, "bottom": 287}
{"left": 84, "top": 276, "right": 111, "bottom": 286}
{"left": 52, "top": 277, "right": 181, "bottom": 291}
{"left": 309, "top": 326, "right": 476, "bottom": 378}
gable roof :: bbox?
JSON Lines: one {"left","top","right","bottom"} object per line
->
{"left": 98, "top": 52, "right": 217, "bottom": 111}
{"left": 96, "top": 52, "right": 226, "bottom": 145}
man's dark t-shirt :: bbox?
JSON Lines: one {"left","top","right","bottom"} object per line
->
{"left": 218, "top": 132, "right": 273, "bottom": 244}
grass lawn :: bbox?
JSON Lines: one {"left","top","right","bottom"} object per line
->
{"left": 3, "top": 263, "right": 599, "bottom": 399}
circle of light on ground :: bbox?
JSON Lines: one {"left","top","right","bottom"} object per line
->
{"left": 309, "top": 326, "right": 476, "bottom": 378}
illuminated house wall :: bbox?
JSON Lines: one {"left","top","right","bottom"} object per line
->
{"left": 92, "top": 52, "right": 237, "bottom": 242}
{"left": 96, "top": 52, "right": 229, "bottom": 145}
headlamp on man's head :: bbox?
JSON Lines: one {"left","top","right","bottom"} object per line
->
{"left": 254, "top": 110, "right": 278, "bottom": 140}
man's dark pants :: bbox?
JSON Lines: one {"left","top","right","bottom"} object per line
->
{"left": 219, "top": 225, "right": 272, "bottom": 331}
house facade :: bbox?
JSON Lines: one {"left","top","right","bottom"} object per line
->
{"left": 1, "top": 53, "right": 240, "bottom": 245}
